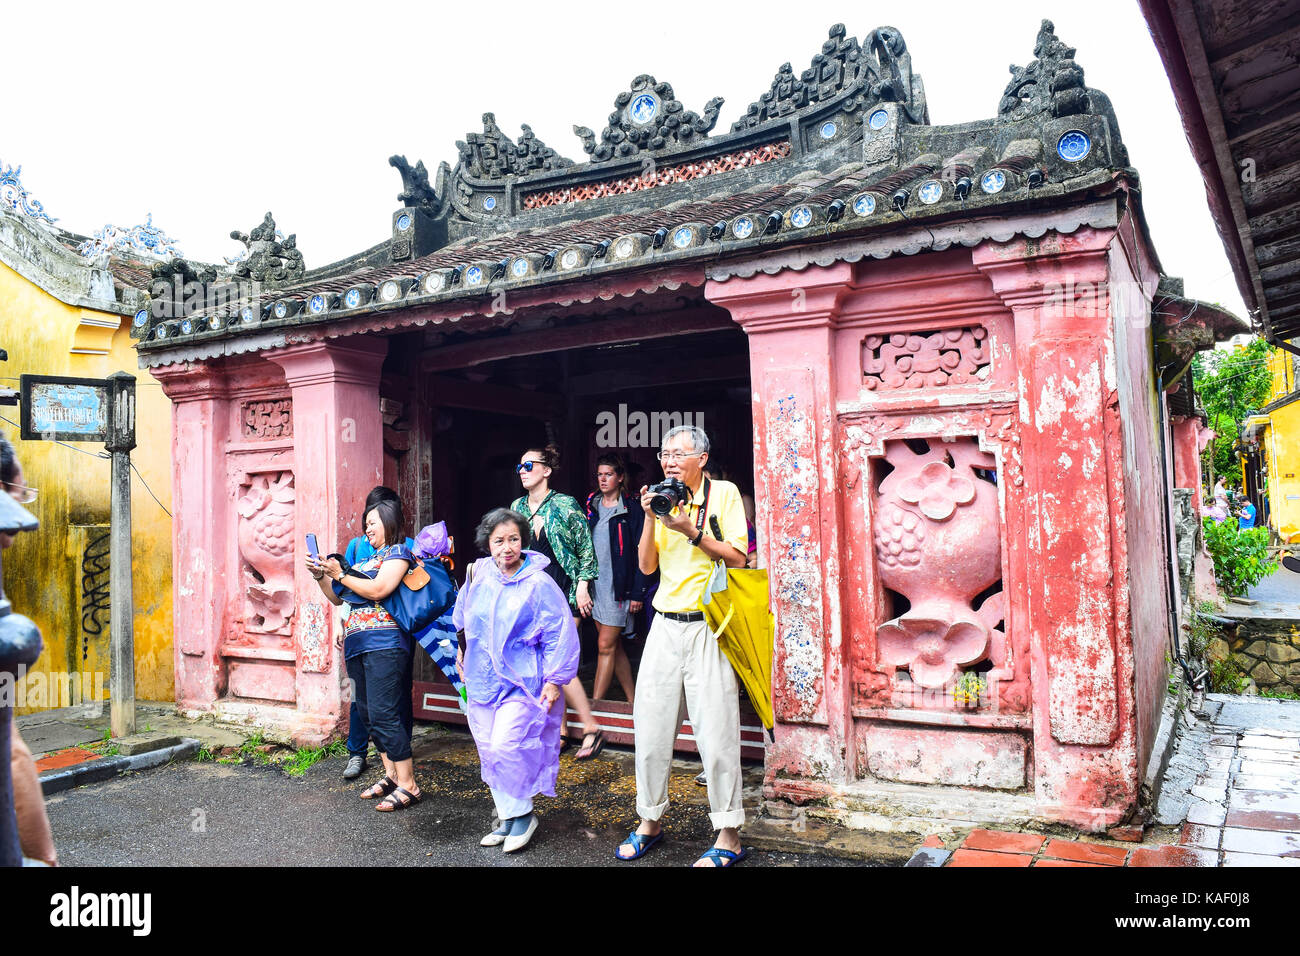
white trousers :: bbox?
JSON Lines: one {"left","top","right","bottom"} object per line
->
{"left": 633, "top": 614, "right": 745, "bottom": 830}
{"left": 491, "top": 789, "right": 533, "bottom": 821}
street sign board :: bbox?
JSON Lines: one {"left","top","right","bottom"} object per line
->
{"left": 18, "top": 374, "right": 111, "bottom": 442}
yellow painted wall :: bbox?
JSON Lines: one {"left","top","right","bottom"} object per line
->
{"left": 1263, "top": 399, "right": 1300, "bottom": 542}
{"left": 0, "top": 260, "right": 173, "bottom": 713}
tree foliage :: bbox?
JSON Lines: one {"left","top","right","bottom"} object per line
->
{"left": 1203, "top": 517, "right": 1276, "bottom": 596}
{"left": 1192, "top": 337, "right": 1276, "bottom": 482}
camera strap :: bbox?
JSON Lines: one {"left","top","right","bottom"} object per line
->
{"left": 694, "top": 478, "right": 711, "bottom": 534}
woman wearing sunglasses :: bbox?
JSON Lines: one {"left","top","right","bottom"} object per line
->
{"left": 510, "top": 444, "right": 605, "bottom": 760}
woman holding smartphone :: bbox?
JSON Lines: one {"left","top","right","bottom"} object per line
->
{"left": 308, "top": 497, "right": 421, "bottom": 810}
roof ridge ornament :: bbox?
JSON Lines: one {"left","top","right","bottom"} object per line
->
{"left": 455, "top": 113, "right": 574, "bottom": 180}
{"left": 999, "top": 20, "right": 1091, "bottom": 120}
{"left": 733, "top": 24, "right": 924, "bottom": 132}
{"left": 389, "top": 154, "right": 450, "bottom": 209}
{"left": 0, "top": 161, "right": 57, "bottom": 225}
{"left": 573, "top": 75, "right": 724, "bottom": 163}
{"left": 77, "top": 213, "right": 182, "bottom": 260}
{"left": 228, "top": 212, "right": 304, "bottom": 287}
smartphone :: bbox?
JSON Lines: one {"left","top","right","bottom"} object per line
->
{"left": 306, "top": 534, "right": 319, "bottom": 559}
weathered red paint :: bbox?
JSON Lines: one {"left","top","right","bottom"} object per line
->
{"left": 156, "top": 339, "right": 386, "bottom": 743}
{"left": 709, "top": 224, "right": 1176, "bottom": 831}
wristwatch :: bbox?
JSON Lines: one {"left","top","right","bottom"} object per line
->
{"left": 690, "top": 530, "right": 704, "bottom": 547}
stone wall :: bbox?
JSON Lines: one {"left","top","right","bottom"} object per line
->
{"left": 1227, "top": 619, "right": 1300, "bottom": 693}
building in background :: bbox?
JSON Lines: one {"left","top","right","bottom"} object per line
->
{"left": 1242, "top": 348, "right": 1300, "bottom": 541}
{"left": 0, "top": 170, "right": 174, "bottom": 713}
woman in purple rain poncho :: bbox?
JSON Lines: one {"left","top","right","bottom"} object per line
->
{"left": 453, "top": 508, "right": 580, "bottom": 853}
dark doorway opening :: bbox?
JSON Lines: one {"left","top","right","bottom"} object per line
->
{"left": 405, "top": 321, "right": 766, "bottom": 756}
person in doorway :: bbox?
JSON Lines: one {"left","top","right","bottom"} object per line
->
{"left": 309, "top": 499, "right": 421, "bottom": 810}
{"left": 454, "top": 508, "right": 579, "bottom": 853}
{"left": 584, "top": 453, "right": 647, "bottom": 703}
{"left": 616, "top": 425, "right": 750, "bottom": 867}
{"left": 1, "top": 433, "right": 57, "bottom": 866}
{"left": 510, "top": 444, "right": 605, "bottom": 760}
{"left": 339, "top": 486, "right": 415, "bottom": 780}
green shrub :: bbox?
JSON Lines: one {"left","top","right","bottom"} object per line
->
{"left": 1208, "top": 653, "right": 1249, "bottom": 695}
{"left": 1203, "top": 518, "right": 1276, "bottom": 596}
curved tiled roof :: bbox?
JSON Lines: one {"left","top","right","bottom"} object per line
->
{"left": 135, "top": 20, "right": 1136, "bottom": 358}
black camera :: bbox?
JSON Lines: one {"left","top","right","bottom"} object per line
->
{"left": 647, "top": 478, "right": 689, "bottom": 517}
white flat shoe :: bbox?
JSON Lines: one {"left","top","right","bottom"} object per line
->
{"left": 480, "top": 819, "right": 510, "bottom": 847}
{"left": 503, "top": 814, "right": 538, "bottom": 853}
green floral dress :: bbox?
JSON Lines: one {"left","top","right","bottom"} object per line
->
{"left": 510, "top": 490, "right": 598, "bottom": 610}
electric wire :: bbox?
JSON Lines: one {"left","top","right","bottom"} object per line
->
{"left": 0, "top": 414, "right": 172, "bottom": 517}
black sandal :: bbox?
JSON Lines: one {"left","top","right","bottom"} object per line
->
{"left": 375, "top": 786, "right": 422, "bottom": 812}
{"left": 574, "top": 729, "right": 605, "bottom": 761}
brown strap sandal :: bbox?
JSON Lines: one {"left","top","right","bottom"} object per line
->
{"left": 360, "top": 776, "right": 398, "bottom": 799}
{"left": 375, "top": 786, "right": 422, "bottom": 812}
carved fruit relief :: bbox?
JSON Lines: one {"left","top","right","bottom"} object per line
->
{"left": 236, "top": 471, "right": 296, "bottom": 635}
{"left": 873, "top": 438, "right": 1003, "bottom": 688}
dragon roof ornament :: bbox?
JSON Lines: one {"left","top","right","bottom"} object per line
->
{"left": 456, "top": 113, "right": 574, "bottom": 181}
{"left": 733, "top": 24, "right": 924, "bottom": 131}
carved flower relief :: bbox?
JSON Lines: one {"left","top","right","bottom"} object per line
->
{"left": 895, "top": 460, "right": 976, "bottom": 520}
{"left": 876, "top": 616, "right": 988, "bottom": 689}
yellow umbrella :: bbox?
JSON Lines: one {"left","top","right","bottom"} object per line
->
{"left": 701, "top": 565, "right": 775, "bottom": 735}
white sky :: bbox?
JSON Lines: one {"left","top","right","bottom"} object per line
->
{"left": 3, "top": 0, "right": 1248, "bottom": 319}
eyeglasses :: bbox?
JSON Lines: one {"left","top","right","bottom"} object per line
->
{"left": 515, "top": 461, "right": 545, "bottom": 473}
{"left": 5, "top": 485, "right": 37, "bottom": 504}
{"left": 656, "top": 451, "right": 701, "bottom": 463}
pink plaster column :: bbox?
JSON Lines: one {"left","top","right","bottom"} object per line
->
{"left": 153, "top": 363, "right": 234, "bottom": 712}
{"left": 1170, "top": 415, "right": 1204, "bottom": 492}
{"left": 973, "top": 228, "right": 1142, "bottom": 829}
{"left": 708, "top": 263, "right": 853, "bottom": 787}
{"left": 269, "top": 338, "right": 388, "bottom": 739}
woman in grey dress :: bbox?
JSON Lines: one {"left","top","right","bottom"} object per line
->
{"left": 585, "top": 454, "right": 649, "bottom": 702}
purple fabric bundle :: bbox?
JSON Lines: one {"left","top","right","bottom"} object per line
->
{"left": 413, "top": 521, "right": 451, "bottom": 560}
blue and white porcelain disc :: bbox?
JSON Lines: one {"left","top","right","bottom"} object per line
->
{"left": 868, "top": 109, "right": 889, "bottom": 130}
{"left": 918, "top": 181, "right": 943, "bottom": 205}
{"left": 790, "top": 206, "right": 813, "bottom": 228}
{"left": 396, "top": 213, "right": 412, "bottom": 231}
{"left": 672, "top": 227, "right": 692, "bottom": 249}
{"left": 852, "top": 193, "right": 876, "bottom": 216}
{"left": 820, "top": 121, "right": 837, "bottom": 139}
{"left": 628, "top": 93, "right": 659, "bottom": 125}
{"left": 1057, "top": 130, "right": 1091, "bottom": 162}
{"left": 511, "top": 258, "right": 529, "bottom": 277}
{"left": 980, "top": 170, "right": 1006, "bottom": 194}
{"left": 732, "top": 217, "right": 754, "bottom": 239}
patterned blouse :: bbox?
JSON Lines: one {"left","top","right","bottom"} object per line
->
{"left": 510, "top": 490, "right": 598, "bottom": 608}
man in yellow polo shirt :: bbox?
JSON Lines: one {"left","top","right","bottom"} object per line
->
{"left": 614, "top": 425, "right": 749, "bottom": 867}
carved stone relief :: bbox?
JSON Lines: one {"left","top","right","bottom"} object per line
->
{"left": 241, "top": 399, "right": 293, "bottom": 440}
{"left": 236, "top": 471, "right": 296, "bottom": 635}
{"left": 862, "top": 326, "right": 990, "bottom": 390}
{"left": 873, "top": 437, "right": 1005, "bottom": 688}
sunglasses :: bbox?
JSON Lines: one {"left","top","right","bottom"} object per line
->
{"left": 515, "top": 461, "right": 546, "bottom": 473}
